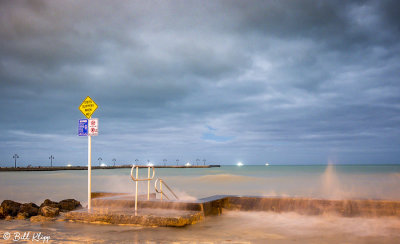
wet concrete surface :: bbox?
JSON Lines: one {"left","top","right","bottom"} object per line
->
{"left": 63, "top": 207, "right": 203, "bottom": 227}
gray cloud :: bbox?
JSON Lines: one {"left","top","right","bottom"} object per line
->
{"left": 0, "top": 0, "right": 399, "bottom": 166}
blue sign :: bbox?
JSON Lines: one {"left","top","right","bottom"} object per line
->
{"left": 78, "top": 119, "right": 88, "bottom": 136}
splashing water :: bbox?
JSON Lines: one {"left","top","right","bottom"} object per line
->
{"left": 320, "top": 163, "right": 348, "bottom": 199}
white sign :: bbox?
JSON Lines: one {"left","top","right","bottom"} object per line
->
{"left": 88, "top": 118, "right": 98, "bottom": 136}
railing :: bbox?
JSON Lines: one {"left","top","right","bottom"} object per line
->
{"left": 154, "top": 178, "right": 179, "bottom": 201}
{"left": 130, "top": 165, "right": 155, "bottom": 215}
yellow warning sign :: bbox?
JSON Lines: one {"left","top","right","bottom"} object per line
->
{"left": 79, "top": 96, "right": 98, "bottom": 119}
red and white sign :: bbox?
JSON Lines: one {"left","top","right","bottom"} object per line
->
{"left": 88, "top": 118, "right": 98, "bottom": 136}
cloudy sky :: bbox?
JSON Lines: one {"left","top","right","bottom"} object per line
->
{"left": 0, "top": 0, "right": 399, "bottom": 166}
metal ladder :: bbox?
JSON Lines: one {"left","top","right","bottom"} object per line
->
{"left": 154, "top": 178, "right": 179, "bottom": 201}
{"left": 130, "top": 165, "right": 155, "bottom": 215}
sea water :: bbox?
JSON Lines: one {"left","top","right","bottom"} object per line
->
{"left": 1, "top": 164, "right": 400, "bottom": 203}
{"left": 1, "top": 164, "right": 400, "bottom": 243}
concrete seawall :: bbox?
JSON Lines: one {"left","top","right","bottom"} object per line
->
{"left": 91, "top": 193, "right": 400, "bottom": 218}
{"left": 63, "top": 193, "right": 400, "bottom": 227}
{"left": 226, "top": 196, "right": 400, "bottom": 217}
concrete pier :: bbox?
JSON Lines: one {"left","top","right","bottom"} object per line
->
{"left": 0, "top": 165, "right": 220, "bottom": 172}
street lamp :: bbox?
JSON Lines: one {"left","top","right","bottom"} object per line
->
{"left": 135, "top": 159, "right": 139, "bottom": 166}
{"left": 112, "top": 158, "right": 116, "bottom": 166}
{"left": 13, "top": 154, "right": 19, "bottom": 168}
{"left": 49, "top": 155, "right": 54, "bottom": 167}
{"left": 176, "top": 159, "right": 179, "bottom": 166}
{"left": 196, "top": 159, "right": 200, "bottom": 166}
{"left": 163, "top": 159, "right": 167, "bottom": 166}
{"left": 98, "top": 157, "right": 102, "bottom": 166}
{"left": 203, "top": 159, "right": 206, "bottom": 166}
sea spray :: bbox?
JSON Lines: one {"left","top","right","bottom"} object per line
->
{"left": 320, "top": 163, "right": 348, "bottom": 199}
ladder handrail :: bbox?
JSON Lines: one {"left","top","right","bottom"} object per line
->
{"left": 154, "top": 178, "right": 179, "bottom": 200}
{"left": 130, "top": 165, "right": 155, "bottom": 181}
{"left": 130, "top": 165, "right": 155, "bottom": 215}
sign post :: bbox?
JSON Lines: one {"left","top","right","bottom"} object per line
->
{"left": 79, "top": 96, "right": 98, "bottom": 211}
{"left": 88, "top": 134, "right": 91, "bottom": 210}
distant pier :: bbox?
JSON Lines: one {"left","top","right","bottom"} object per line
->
{"left": 0, "top": 165, "right": 220, "bottom": 172}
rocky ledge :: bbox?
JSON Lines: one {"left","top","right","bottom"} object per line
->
{"left": 0, "top": 199, "right": 81, "bottom": 221}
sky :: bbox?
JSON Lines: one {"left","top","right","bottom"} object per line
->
{"left": 0, "top": 0, "right": 399, "bottom": 166}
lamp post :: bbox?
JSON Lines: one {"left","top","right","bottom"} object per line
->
{"left": 163, "top": 159, "right": 167, "bottom": 166}
{"left": 176, "top": 159, "right": 179, "bottom": 166}
{"left": 203, "top": 159, "right": 206, "bottom": 166}
{"left": 13, "top": 154, "right": 19, "bottom": 168}
{"left": 196, "top": 158, "right": 200, "bottom": 166}
{"left": 49, "top": 155, "right": 54, "bottom": 167}
{"left": 112, "top": 158, "right": 116, "bottom": 166}
{"left": 135, "top": 159, "right": 139, "bottom": 166}
{"left": 98, "top": 157, "right": 102, "bottom": 166}
{"left": 147, "top": 160, "right": 150, "bottom": 166}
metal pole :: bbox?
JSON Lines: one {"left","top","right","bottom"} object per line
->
{"left": 147, "top": 166, "right": 150, "bottom": 200}
{"left": 160, "top": 179, "right": 163, "bottom": 201}
{"left": 88, "top": 135, "right": 92, "bottom": 211}
{"left": 49, "top": 155, "right": 54, "bottom": 167}
{"left": 13, "top": 154, "right": 18, "bottom": 168}
{"left": 135, "top": 166, "right": 138, "bottom": 216}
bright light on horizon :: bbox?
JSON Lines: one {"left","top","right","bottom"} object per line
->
{"left": 67, "top": 164, "right": 72, "bottom": 167}
{"left": 185, "top": 162, "right": 191, "bottom": 166}
{"left": 100, "top": 163, "right": 107, "bottom": 167}
{"left": 147, "top": 163, "right": 154, "bottom": 166}
{"left": 237, "top": 162, "right": 243, "bottom": 166}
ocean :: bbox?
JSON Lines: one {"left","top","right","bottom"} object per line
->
{"left": 1, "top": 164, "right": 400, "bottom": 243}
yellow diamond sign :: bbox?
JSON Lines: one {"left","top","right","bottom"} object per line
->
{"left": 79, "top": 96, "right": 98, "bottom": 119}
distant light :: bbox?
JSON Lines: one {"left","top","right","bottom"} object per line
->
{"left": 237, "top": 162, "right": 243, "bottom": 166}
{"left": 100, "top": 163, "right": 107, "bottom": 167}
{"left": 265, "top": 163, "right": 269, "bottom": 166}
{"left": 185, "top": 162, "right": 191, "bottom": 166}
{"left": 67, "top": 164, "right": 72, "bottom": 167}
{"left": 147, "top": 163, "right": 154, "bottom": 166}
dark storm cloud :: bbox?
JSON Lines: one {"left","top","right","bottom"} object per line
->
{"left": 0, "top": 0, "right": 399, "bottom": 166}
